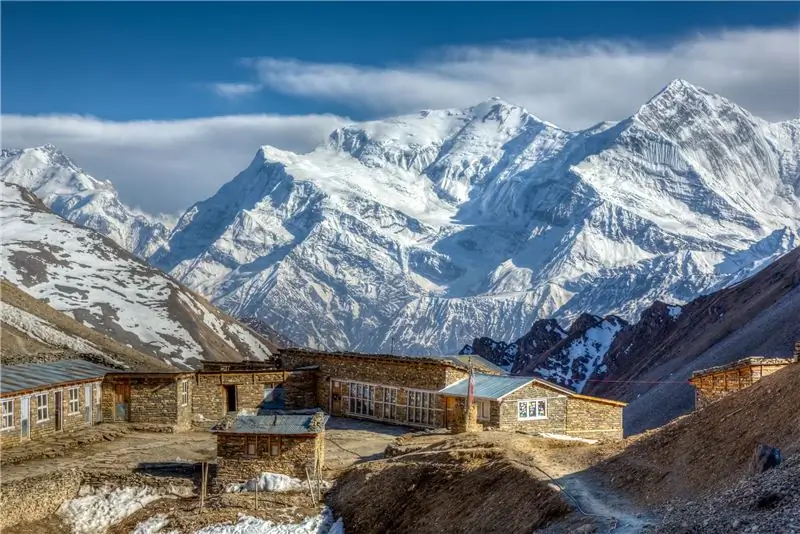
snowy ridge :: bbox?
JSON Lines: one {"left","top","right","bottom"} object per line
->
{"left": 0, "top": 145, "right": 171, "bottom": 259}
{"left": 4, "top": 80, "right": 800, "bottom": 355}
{"left": 0, "top": 183, "right": 273, "bottom": 369}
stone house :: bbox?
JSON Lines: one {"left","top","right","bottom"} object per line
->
{"left": 279, "top": 349, "right": 482, "bottom": 428}
{"left": 212, "top": 411, "right": 328, "bottom": 485}
{"left": 439, "top": 373, "right": 626, "bottom": 439}
{"left": 689, "top": 354, "right": 798, "bottom": 410}
{"left": 192, "top": 361, "right": 317, "bottom": 427}
{"left": 0, "top": 360, "right": 110, "bottom": 447}
{"left": 101, "top": 371, "right": 195, "bottom": 431}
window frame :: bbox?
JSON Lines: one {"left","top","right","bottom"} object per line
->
{"left": 36, "top": 393, "right": 49, "bottom": 423}
{"left": 517, "top": 398, "right": 548, "bottom": 421}
{"left": 180, "top": 380, "right": 189, "bottom": 406}
{"left": 67, "top": 387, "right": 80, "bottom": 415}
{"left": 477, "top": 400, "right": 492, "bottom": 422}
{"left": 1, "top": 398, "right": 14, "bottom": 430}
{"left": 406, "top": 389, "right": 440, "bottom": 427}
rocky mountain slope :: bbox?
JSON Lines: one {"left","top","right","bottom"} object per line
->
{"left": 0, "top": 183, "right": 275, "bottom": 370}
{"left": 1, "top": 279, "right": 175, "bottom": 372}
{"left": 4, "top": 80, "right": 799, "bottom": 355}
{"left": 0, "top": 145, "right": 171, "bottom": 259}
{"left": 464, "top": 246, "right": 799, "bottom": 404}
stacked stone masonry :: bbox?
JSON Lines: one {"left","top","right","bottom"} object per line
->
{"left": 101, "top": 374, "right": 193, "bottom": 431}
{"left": 1, "top": 380, "right": 102, "bottom": 448}
{"left": 216, "top": 432, "right": 324, "bottom": 485}
{"left": 690, "top": 356, "right": 797, "bottom": 410}
{"left": 280, "top": 349, "right": 469, "bottom": 428}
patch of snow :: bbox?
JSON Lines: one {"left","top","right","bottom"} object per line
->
{"left": 58, "top": 485, "right": 168, "bottom": 534}
{"left": 132, "top": 515, "right": 178, "bottom": 534}
{"left": 538, "top": 433, "right": 599, "bottom": 445}
{"left": 226, "top": 472, "right": 305, "bottom": 493}
{"left": 667, "top": 305, "right": 683, "bottom": 320}
{"left": 193, "top": 508, "right": 341, "bottom": 534}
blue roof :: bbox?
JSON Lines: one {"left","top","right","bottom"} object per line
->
{"left": 212, "top": 413, "right": 329, "bottom": 435}
{"left": 439, "top": 374, "right": 539, "bottom": 400}
{"left": 1, "top": 360, "right": 117, "bottom": 395}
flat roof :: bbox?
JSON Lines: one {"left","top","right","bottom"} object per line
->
{"left": 212, "top": 412, "right": 329, "bottom": 435}
{"left": 690, "top": 356, "right": 797, "bottom": 379}
{"left": 1, "top": 360, "right": 117, "bottom": 395}
{"left": 280, "top": 348, "right": 470, "bottom": 370}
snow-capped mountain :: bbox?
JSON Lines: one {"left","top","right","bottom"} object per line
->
{"left": 149, "top": 80, "right": 799, "bottom": 354}
{"left": 4, "top": 80, "right": 799, "bottom": 356}
{"left": 0, "top": 183, "right": 274, "bottom": 370}
{"left": 0, "top": 145, "right": 171, "bottom": 258}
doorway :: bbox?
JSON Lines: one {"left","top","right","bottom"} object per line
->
{"left": 115, "top": 382, "right": 131, "bottom": 421}
{"left": 20, "top": 396, "right": 30, "bottom": 439}
{"left": 84, "top": 384, "right": 93, "bottom": 424}
{"left": 54, "top": 390, "right": 63, "bottom": 431}
{"left": 223, "top": 385, "right": 237, "bottom": 412}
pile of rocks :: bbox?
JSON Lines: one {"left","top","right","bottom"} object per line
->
{"left": 656, "top": 453, "right": 799, "bottom": 533}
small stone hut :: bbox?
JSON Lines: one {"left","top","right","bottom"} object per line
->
{"left": 279, "top": 349, "right": 485, "bottom": 428}
{"left": 0, "top": 360, "right": 110, "bottom": 447}
{"left": 192, "top": 361, "right": 316, "bottom": 427}
{"left": 212, "top": 410, "right": 328, "bottom": 485}
{"left": 101, "top": 371, "right": 195, "bottom": 431}
{"left": 689, "top": 354, "right": 798, "bottom": 410}
{"left": 439, "top": 374, "right": 626, "bottom": 439}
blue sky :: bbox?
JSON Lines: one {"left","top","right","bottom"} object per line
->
{"left": 2, "top": 2, "right": 799, "bottom": 213}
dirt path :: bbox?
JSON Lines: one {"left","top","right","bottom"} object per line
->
{"left": 526, "top": 442, "right": 658, "bottom": 533}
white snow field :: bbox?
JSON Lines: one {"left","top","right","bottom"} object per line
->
{"left": 58, "top": 486, "right": 169, "bottom": 534}
{"left": 3, "top": 80, "right": 799, "bottom": 364}
{"left": 131, "top": 508, "right": 344, "bottom": 534}
{"left": 225, "top": 472, "right": 306, "bottom": 493}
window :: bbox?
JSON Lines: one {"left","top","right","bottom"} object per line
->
{"left": 406, "top": 390, "right": 440, "bottom": 427}
{"left": 68, "top": 388, "right": 80, "bottom": 414}
{"left": 1, "top": 399, "right": 13, "bottom": 430}
{"left": 180, "top": 380, "right": 189, "bottom": 406}
{"left": 36, "top": 393, "right": 49, "bottom": 422}
{"left": 270, "top": 442, "right": 279, "bottom": 456}
{"left": 478, "top": 400, "right": 491, "bottom": 422}
{"left": 377, "top": 387, "right": 398, "bottom": 420}
{"left": 345, "top": 382, "right": 375, "bottom": 416}
{"left": 263, "top": 384, "right": 283, "bottom": 405}
{"left": 517, "top": 399, "right": 548, "bottom": 421}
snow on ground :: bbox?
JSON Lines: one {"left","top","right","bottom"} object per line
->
{"left": 667, "top": 305, "right": 683, "bottom": 320}
{"left": 226, "top": 473, "right": 305, "bottom": 493}
{"left": 58, "top": 485, "right": 169, "bottom": 534}
{"left": 132, "top": 515, "right": 178, "bottom": 534}
{"left": 0, "top": 301, "right": 108, "bottom": 358}
{"left": 538, "top": 433, "right": 599, "bottom": 445}
{"left": 194, "top": 509, "right": 342, "bottom": 534}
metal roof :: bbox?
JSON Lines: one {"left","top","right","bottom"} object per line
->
{"left": 439, "top": 374, "right": 538, "bottom": 400}
{"left": 212, "top": 413, "right": 329, "bottom": 435}
{"left": 1, "top": 360, "right": 116, "bottom": 395}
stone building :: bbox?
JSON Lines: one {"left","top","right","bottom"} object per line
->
{"left": 192, "top": 361, "right": 317, "bottom": 427}
{"left": 101, "top": 371, "right": 195, "bottom": 431}
{"left": 0, "top": 360, "right": 110, "bottom": 447}
{"left": 689, "top": 353, "right": 798, "bottom": 410}
{"left": 280, "top": 349, "right": 482, "bottom": 428}
{"left": 439, "top": 374, "right": 626, "bottom": 439}
{"left": 212, "top": 411, "right": 328, "bottom": 485}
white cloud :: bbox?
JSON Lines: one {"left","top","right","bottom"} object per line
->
{"left": 212, "top": 82, "right": 262, "bottom": 98}
{"left": 247, "top": 27, "right": 800, "bottom": 128}
{"left": 1, "top": 113, "right": 348, "bottom": 214}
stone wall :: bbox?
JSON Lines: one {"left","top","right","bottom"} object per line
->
{"left": 284, "top": 370, "right": 318, "bottom": 410}
{"left": 0, "top": 468, "right": 82, "bottom": 529}
{"left": 692, "top": 363, "right": 791, "bottom": 410}
{"left": 564, "top": 397, "right": 623, "bottom": 439}
{"left": 192, "top": 371, "right": 294, "bottom": 426}
{"left": 496, "top": 383, "right": 568, "bottom": 434}
{"left": 280, "top": 349, "right": 467, "bottom": 428}
{"left": 216, "top": 432, "right": 323, "bottom": 484}
{"left": 101, "top": 375, "right": 191, "bottom": 430}
{"left": 1, "top": 381, "right": 102, "bottom": 447}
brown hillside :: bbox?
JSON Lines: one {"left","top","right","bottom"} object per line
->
{"left": 1, "top": 278, "right": 176, "bottom": 372}
{"left": 597, "top": 361, "right": 800, "bottom": 504}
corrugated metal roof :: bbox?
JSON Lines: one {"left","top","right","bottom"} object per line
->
{"left": 212, "top": 413, "right": 329, "bottom": 435}
{"left": 439, "top": 374, "right": 537, "bottom": 400}
{"left": 1, "top": 360, "right": 116, "bottom": 395}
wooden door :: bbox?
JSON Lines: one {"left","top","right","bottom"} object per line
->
{"left": 20, "top": 396, "right": 30, "bottom": 439}
{"left": 84, "top": 384, "right": 93, "bottom": 424}
{"left": 54, "top": 390, "right": 63, "bottom": 431}
{"left": 330, "top": 381, "right": 343, "bottom": 415}
{"left": 115, "top": 382, "right": 131, "bottom": 421}
{"left": 445, "top": 396, "right": 456, "bottom": 429}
